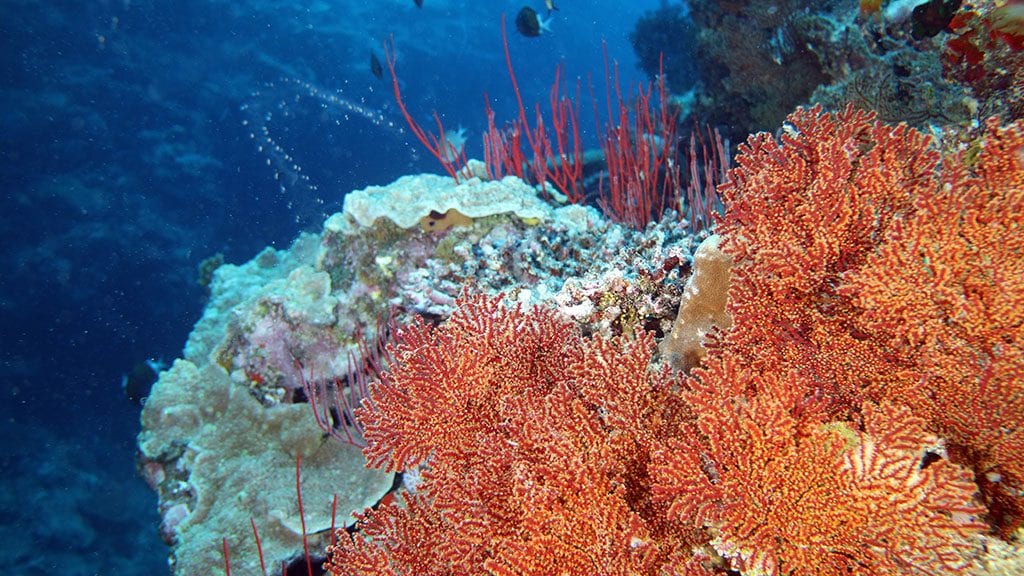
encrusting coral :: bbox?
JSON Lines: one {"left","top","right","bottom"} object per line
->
{"left": 138, "top": 359, "right": 393, "bottom": 574}
{"left": 324, "top": 106, "right": 1023, "bottom": 575}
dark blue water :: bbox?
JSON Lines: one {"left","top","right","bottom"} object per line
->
{"left": 0, "top": 1, "right": 675, "bottom": 573}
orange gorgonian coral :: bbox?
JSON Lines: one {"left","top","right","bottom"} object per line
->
{"left": 705, "top": 104, "right": 1023, "bottom": 540}
{"left": 654, "top": 355, "right": 986, "bottom": 575}
{"left": 714, "top": 105, "right": 941, "bottom": 418}
{"left": 326, "top": 293, "right": 701, "bottom": 576}
{"left": 843, "top": 117, "right": 1024, "bottom": 535}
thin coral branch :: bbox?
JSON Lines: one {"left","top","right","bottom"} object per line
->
{"left": 383, "top": 36, "right": 469, "bottom": 182}
{"left": 221, "top": 537, "right": 231, "bottom": 576}
{"left": 497, "top": 15, "right": 586, "bottom": 203}
{"left": 483, "top": 95, "right": 527, "bottom": 181}
{"left": 682, "top": 123, "right": 728, "bottom": 236}
{"left": 303, "top": 317, "right": 392, "bottom": 448}
{"left": 295, "top": 455, "right": 314, "bottom": 576}
{"left": 500, "top": 15, "right": 542, "bottom": 175}
{"left": 330, "top": 494, "right": 338, "bottom": 550}
{"left": 542, "top": 65, "right": 586, "bottom": 203}
{"left": 249, "top": 517, "right": 267, "bottom": 576}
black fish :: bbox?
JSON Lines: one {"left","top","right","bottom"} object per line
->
{"left": 370, "top": 52, "right": 383, "bottom": 80}
{"left": 911, "top": 0, "right": 962, "bottom": 39}
{"left": 515, "top": 6, "right": 544, "bottom": 37}
{"left": 122, "top": 359, "right": 163, "bottom": 406}
{"left": 414, "top": 0, "right": 423, "bottom": 7}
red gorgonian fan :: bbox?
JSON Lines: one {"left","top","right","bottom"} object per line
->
{"left": 842, "top": 117, "right": 1024, "bottom": 535}
{"left": 654, "top": 355, "right": 986, "bottom": 575}
{"left": 714, "top": 105, "right": 1024, "bottom": 537}
{"left": 325, "top": 293, "right": 701, "bottom": 575}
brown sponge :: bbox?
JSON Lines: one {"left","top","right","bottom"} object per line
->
{"left": 660, "top": 234, "right": 732, "bottom": 373}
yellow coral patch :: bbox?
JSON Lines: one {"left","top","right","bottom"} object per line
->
{"left": 418, "top": 208, "right": 473, "bottom": 233}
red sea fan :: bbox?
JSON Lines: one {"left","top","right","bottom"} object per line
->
{"left": 713, "top": 107, "right": 1024, "bottom": 520}
{"left": 327, "top": 293, "right": 701, "bottom": 575}
{"left": 713, "top": 105, "right": 941, "bottom": 419}
{"left": 651, "top": 106, "right": 1020, "bottom": 572}
{"left": 843, "top": 117, "right": 1024, "bottom": 535}
{"left": 325, "top": 109, "right": 1021, "bottom": 575}
{"left": 715, "top": 105, "right": 937, "bottom": 298}
{"left": 655, "top": 359, "right": 986, "bottom": 575}
{"left": 356, "top": 292, "right": 581, "bottom": 474}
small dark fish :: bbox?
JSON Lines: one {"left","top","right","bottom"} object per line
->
{"left": 515, "top": 6, "right": 546, "bottom": 38}
{"left": 414, "top": 0, "right": 423, "bottom": 7}
{"left": 370, "top": 52, "right": 383, "bottom": 80}
{"left": 122, "top": 359, "right": 165, "bottom": 407}
{"left": 911, "top": 0, "right": 962, "bottom": 39}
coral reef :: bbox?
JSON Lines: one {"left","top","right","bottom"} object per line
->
{"left": 138, "top": 168, "right": 698, "bottom": 572}
{"left": 943, "top": 1, "right": 1024, "bottom": 121}
{"left": 138, "top": 91, "right": 1023, "bottom": 572}
{"left": 324, "top": 108, "right": 1024, "bottom": 574}
{"left": 318, "top": 170, "right": 694, "bottom": 331}
{"left": 651, "top": 0, "right": 864, "bottom": 142}
{"left": 631, "top": 1, "right": 1022, "bottom": 144}
{"left": 810, "top": 41, "right": 974, "bottom": 128}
